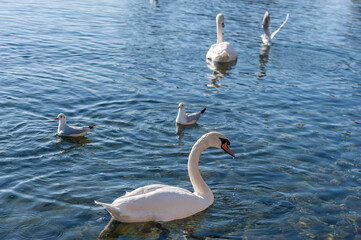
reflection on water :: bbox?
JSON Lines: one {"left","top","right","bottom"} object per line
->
{"left": 175, "top": 123, "right": 199, "bottom": 140}
{"left": 149, "top": 0, "right": 158, "bottom": 9}
{"left": 206, "top": 60, "right": 236, "bottom": 88}
{"left": 257, "top": 44, "right": 271, "bottom": 79}
{"left": 98, "top": 220, "right": 171, "bottom": 240}
{"left": 98, "top": 211, "right": 207, "bottom": 240}
{"left": 55, "top": 136, "right": 92, "bottom": 151}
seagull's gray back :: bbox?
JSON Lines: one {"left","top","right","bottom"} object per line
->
{"left": 185, "top": 111, "right": 203, "bottom": 123}
{"left": 61, "top": 125, "right": 90, "bottom": 136}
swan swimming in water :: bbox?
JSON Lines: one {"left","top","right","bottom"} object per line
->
{"left": 261, "top": 11, "right": 289, "bottom": 46}
{"left": 206, "top": 13, "right": 238, "bottom": 63}
{"left": 95, "top": 132, "right": 235, "bottom": 223}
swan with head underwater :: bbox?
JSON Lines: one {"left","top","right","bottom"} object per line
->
{"left": 95, "top": 132, "right": 235, "bottom": 223}
{"left": 206, "top": 13, "right": 238, "bottom": 63}
{"left": 261, "top": 11, "right": 289, "bottom": 46}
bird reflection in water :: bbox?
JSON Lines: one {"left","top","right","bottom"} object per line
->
{"left": 257, "top": 44, "right": 270, "bottom": 79}
{"left": 149, "top": 0, "right": 158, "bottom": 8}
{"left": 206, "top": 60, "right": 236, "bottom": 88}
{"left": 175, "top": 123, "right": 199, "bottom": 140}
{"left": 55, "top": 135, "right": 92, "bottom": 152}
{"left": 98, "top": 212, "right": 207, "bottom": 240}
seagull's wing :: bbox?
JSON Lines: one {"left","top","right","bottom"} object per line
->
{"left": 271, "top": 13, "right": 289, "bottom": 39}
{"left": 185, "top": 108, "right": 206, "bottom": 124}
{"left": 62, "top": 125, "right": 90, "bottom": 136}
{"left": 262, "top": 11, "right": 271, "bottom": 39}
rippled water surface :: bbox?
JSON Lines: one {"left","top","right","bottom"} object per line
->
{"left": 1, "top": 0, "right": 360, "bottom": 239}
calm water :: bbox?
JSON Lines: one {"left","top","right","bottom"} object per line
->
{"left": 0, "top": 0, "right": 360, "bottom": 239}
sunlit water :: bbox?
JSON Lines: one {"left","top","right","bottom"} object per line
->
{"left": 0, "top": 0, "right": 360, "bottom": 239}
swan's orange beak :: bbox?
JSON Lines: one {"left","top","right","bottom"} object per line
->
{"left": 54, "top": 117, "right": 58, "bottom": 120}
{"left": 222, "top": 142, "right": 235, "bottom": 157}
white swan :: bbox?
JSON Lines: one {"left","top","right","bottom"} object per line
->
{"left": 55, "top": 113, "right": 96, "bottom": 137}
{"left": 95, "top": 132, "right": 235, "bottom": 223}
{"left": 261, "top": 11, "right": 289, "bottom": 46}
{"left": 206, "top": 13, "right": 238, "bottom": 63}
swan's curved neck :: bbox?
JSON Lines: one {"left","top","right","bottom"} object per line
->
{"left": 216, "top": 21, "right": 224, "bottom": 44}
{"left": 188, "top": 138, "right": 214, "bottom": 203}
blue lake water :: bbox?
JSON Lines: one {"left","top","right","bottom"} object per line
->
{"left": 0, "top": 0, "right": 360, "bottom": 239}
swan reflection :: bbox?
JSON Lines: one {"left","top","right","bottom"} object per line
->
{"left": 206, "top": 60, "right": 236, "bottom": 88}
{"left": 98, "top": 211, "right": 206, "bottom": 240}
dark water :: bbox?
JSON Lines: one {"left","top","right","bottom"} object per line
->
{"left": 0, "top": 0, "right": 360, "bottom": 239}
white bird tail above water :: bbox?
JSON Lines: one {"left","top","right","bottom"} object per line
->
{"left": 95, "top": 200, "right": 129, "bottom": 220}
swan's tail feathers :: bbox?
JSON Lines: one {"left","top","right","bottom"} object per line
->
{"left": 95, "top": 200, "right": 123, "bottom": 219}
{"left": 271, "top": 13, "right": 289, "bottom": 39}
{"left": 214, "top": 51, "right": 230, "bottom": 63}
{"left": 201, "top": 108, "right": 206, "bottom": 114}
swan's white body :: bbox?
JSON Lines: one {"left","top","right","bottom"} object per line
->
{"left": 207, "top": 14, "right": 238, "bottom": 63}
{"left": 176, "top": 103, "right": 206, "bottom": 125}
{"left": 261, "top": 11, "right": 289, "bottom": 46}
{"left": 55, "top": 113, "right": 96, "bottom": 137}
{"left": 95, "top": 132, "right": 235, "bottom": 223}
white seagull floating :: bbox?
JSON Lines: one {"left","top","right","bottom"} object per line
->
{"left": 261, "top": 11, "right": 289, "bottom": 46}
{"left": 176, "top": 103, "right": 206, "bottom": 125}
{"left": 95, "top": 132, "right": 235, "bottom": 223}
{"left": 55, "top": 113, "right": 96, "bottom": 137}
{"left": 206, "top": 13, "right": 238, "bottom": 63}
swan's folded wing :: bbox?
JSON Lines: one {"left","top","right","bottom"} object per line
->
{"left": 114, "top": 187, "right": 205, "bottom": 213}
{"left": 271, "top": 13, "right": 289, "bottom": 39}
{"left": 116, "top": 184, "right": 170, "bottom": 201}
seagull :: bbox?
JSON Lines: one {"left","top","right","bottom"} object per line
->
{"left": 261, "top": 11, "right": 289, "bottom": 46}
{"left": 176, "top": 103, "right": 206, "bottom": 125}
{"left": 55, "top": 113, "right": 96, "bottom": 137}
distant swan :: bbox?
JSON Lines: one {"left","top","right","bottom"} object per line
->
{"left": 261, "top": 11, "right": 289, "bottom": 46}
{"left": 95, "top": 132, "right": 235, "bottom": 223}
{"left": 207, "top": 13, "right": 238, "bottom": 63}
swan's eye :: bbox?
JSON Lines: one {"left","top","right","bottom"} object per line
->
{"left": 219, "top": 137, "right": 230, "bottom": 146}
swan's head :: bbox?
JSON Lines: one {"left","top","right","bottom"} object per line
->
{"left": 216, "top": 13, "right": 225, "bottom": 28}
{"left": 178, "top": 102, "right": 185, "bottom": 110}
{"left": 202, "top": 132, "right": 235, "bottom": 157}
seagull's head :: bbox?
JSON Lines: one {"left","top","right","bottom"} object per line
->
{"left": 55, "top": 113, "right": 66, "bottom": 121}
{"left": 178, "top": 103, "right": 185, "bottom": 110}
